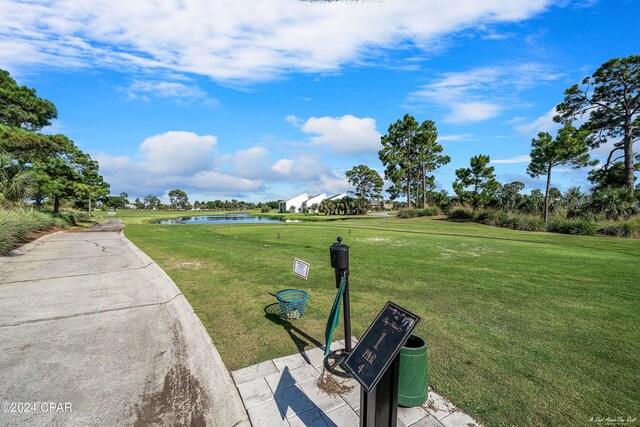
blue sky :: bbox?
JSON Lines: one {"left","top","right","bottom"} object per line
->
{"left": 1, "top": 0, "right": 638, "bottom": 202}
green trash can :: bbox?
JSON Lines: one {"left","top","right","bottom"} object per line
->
{"left": 398, "top": 335, "right": 428, "bottom": 407}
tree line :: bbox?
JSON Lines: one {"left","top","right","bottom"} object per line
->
{"left": 104, "top": 189, "right": 281, "bottom": 212}
{"left": 345, "top": 55, "right": 638, "bottom": 223}
{"left": 0, "top": 69, "right": 109, "bottom": 214}
{"left": 2, "top": 55, "right": 637, "bottom": 222}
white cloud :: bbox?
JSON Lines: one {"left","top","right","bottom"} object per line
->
{"left": 220, "top": 146, "right": 272, "bottom": 180}
{"left": 481, "top": 32, "right": 515, "bottom": 40}
{"left": 285, "top": 115, "right": 303, "bottom": 127}
{"left": 140, "top": 131, "right": 217, "bottom": 174}
{"left": 492, "top": 154, "right": 531, "bottom": 164}
{"left": 95, "top": 131, "right": 243, "bottom": 198}
{"left": 513, "top": 107, "right": 560, "bottom": 135}
{"left": 272, "top": 159, "right": 294, "bottom": 175}
{"left": 410, "top": 63, "right": 563, "bottom": 123}
{"left": 438, "top": 134, "right": 474, "bottom": 142}
{"left": 0, "top": 0, "right": 552, "bottom": 83}
{"left": 300, "top": 115, "right": 382, "bottom": 153}
{"left": 590, "top": 138, "right": 621, "bottom": 158}
{"left": 123, "top": 80, "right": 218, "bottom": 105}
{"left": 187, "top": 171, "right": 264, "bottom": 193}
{"left": 448, "top": 102, "right": 502, "bottom": 123}
{"left": 309, "top": 172, "right": 351, "bottom": 196}
{"left": 95, "top": 130, "right": 333, "bottom": 199}
{"left": 272, "top": 155, "right": 328, "bottom": 180}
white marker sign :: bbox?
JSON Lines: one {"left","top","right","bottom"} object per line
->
{"left": 293, "top": 258, "right": 310, "bottom": 280}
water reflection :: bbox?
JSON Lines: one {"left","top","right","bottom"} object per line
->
{"left": 154, "top": 213, "right": 286, "bottom": 224}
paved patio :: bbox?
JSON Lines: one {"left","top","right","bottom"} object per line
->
{"left": 232, "top": 339, "right": 483, "bottom": 427}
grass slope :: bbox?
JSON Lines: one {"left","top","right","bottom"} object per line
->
{"left": 118, "top": 211, "right": 640, "bottom": 426}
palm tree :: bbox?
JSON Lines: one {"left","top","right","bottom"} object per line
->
{"left": 338, "top": 197, "right": 353, "bottom": 215}
{"left": 320, "top": 199, "right": 336, "bottom": 216}
{"left": 354, "top": 198, "right": 371, "bottom": 215}
{"left": 562, "top": 187, "right": 585, "bottom": 212}
{"left": 0, "top": 151, "right": 35, "bottom": 205}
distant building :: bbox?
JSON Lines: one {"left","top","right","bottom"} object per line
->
{"left": 329, "top": 193, "right": 347, "bottom": 201}
{"left": 370, "top": 199, "right": 393, "bottom": 210}
{"left": 302, "top": 193, "right": 327, "bottom": 213}
{"left": 279, "top": 193, "right": 308, "bottom": 213}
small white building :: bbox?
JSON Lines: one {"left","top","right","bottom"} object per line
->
{"left": 329, "top": 193, "right": 347, "bottom": 201}
{"left": 279, "top": 193, "right": 308, "bottom": 213}
{"left": 302, "top": 193, "right": 327, "bottom": 213}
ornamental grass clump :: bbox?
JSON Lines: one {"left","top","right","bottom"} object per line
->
{"left": 597, "top": 217, "right": 640, "bottom": 237}
{"left": 448, "top": 204, "right": 475, "bottom": 220}
{"left": 0, "top": 209, "right": 55, "bottom": 254}
{"left": 397, "top": 207, "right": 441, "bottom": 218}
{"left": 546, "top": 218, "right": 597, "bottom": 235}
{"left": 0, "top": 209, "right": 82, "bottom": 255}
{"left": 476, "top": 210, "right": 545, "bottom": 231}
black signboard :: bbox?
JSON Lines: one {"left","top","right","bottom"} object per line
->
{"left": 344, "top": 301, "right": 420, "bottom": 392}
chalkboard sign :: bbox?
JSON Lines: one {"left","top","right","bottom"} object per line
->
{"left": 344, "top": 301, "right": 420, "bottom": 392}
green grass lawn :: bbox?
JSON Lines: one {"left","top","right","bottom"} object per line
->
{"left": 117, "top": 210, "right": 640, "bottom": 426}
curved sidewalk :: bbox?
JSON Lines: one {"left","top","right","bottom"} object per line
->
{"left": 0, "top": 220, "right": 250, "bottom": 426}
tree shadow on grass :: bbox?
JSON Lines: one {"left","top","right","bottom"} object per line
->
{"left": 264, "top": 303, "right": 324, "bottom": 364}
{"left": 433, "top": 217, "right": 473, "bottom": 222}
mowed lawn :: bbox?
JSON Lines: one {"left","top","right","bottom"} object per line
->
{"left": 120, "top": 212, "right": 639, "bottom": 426}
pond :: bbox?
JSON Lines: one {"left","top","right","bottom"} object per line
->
{"left": 153, "top": 213, "right": 286, "bottom": 224}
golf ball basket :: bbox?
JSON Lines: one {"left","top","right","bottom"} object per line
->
{"left": 276, "top": 289, "right": 308, "bottom": 320}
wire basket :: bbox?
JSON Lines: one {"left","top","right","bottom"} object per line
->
{"left": 276, "top": 289, "right": 308, "bottom": 320}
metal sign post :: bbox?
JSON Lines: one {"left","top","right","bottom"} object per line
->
{"left": 344, "top": 302, "right": 420, "bottom": 427}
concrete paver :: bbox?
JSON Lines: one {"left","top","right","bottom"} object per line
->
{"left": 0, "top": 221, "right": 249, "bottom": 426}
{"left": 274, "top": 384, "right": 319, "bottom": 418}
{"left": 264, "top": 364, "right": 320, "bottom": 390}
{"left": 233, "top": 341, "right": 483, "bottom": 427}
{"left": 288, "top": 408, "right": 327, "bottom": 427}
{"left": 298, "top": 380, "right": 346, "bottom": 414}
{"left": 399, "top": 405, "right": 430, "bottom": 426}
{"left": 247, "top": 399, "right": 290, "bottom": 427}
{"left": 322, "top": 404, "right": 360, "bottom": 427}
{"left": 340, "top": 378, "right": 360, "bottom": 412}
{"left": 440, "top": 410, "right": 482, "bottom": 427}
{"left": 273, "top": 353, "right": 309, "bottom": 372}
{"left": 302, "top": 346, "right": 326, "bottom": 369}
{"left": 408, "top": 414, "right": 446, "bottom": 427}
{"left": 232, "top": 359, "right": 279, "bottom": 385}
{"left": 237, "top": 377, "right": 274, "bottom": 409}
{"left": 426, "top": 388, "right": 459, "bottom": 420}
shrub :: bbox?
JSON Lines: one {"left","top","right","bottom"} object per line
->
{"left": 475, "top": 210, "right": 505, "bottom": 226}
{"left": 508, "top": 215, "right": 546, "bottom": 232}
{"left": 0, "top": 209, "right": 53, "bottom": 254}
{"left": 396, "top": 209, "right": 414, "bottom": 219}
{"left": 448, "top": 204, "right": 475, "bottom": 220}
{"left": 397, "top": 207, "right": 441, "bottom": 218}
{"left": 597, "top": 217, "right": 640, "bottom": 237}
{"left": 576, "top": 188, "right": 639, "bottom": 220}
{"left": 546, "top": 218, "right": 597, "bottom": 235}
{"left": 0, "top": 209, "right": 79, "bottom": 255}
{"left": 476, "top": 211, "right": 545, "bottom": 231}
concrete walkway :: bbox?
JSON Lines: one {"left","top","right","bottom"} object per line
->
{"left": 232, "top": 339, "right": 483, "bottom": 427}
{"left": 0, "top": 220, "right": 249, "bottom": 426}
